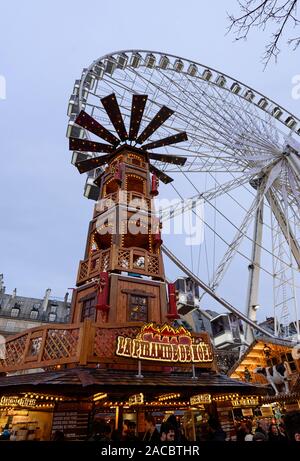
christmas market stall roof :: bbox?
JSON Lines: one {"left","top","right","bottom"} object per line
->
{"left": 227, "top": 337, "right": 300, "bottom": 401}
{"left": 228, "top": 336, "right": 296, "bottom": 380}
{"left": 0, "top": 367, "right": 267, "bottom": 400}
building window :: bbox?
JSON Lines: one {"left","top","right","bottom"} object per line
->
{"left": 81, "top": 297, "right": 96, "bottom": 322}
{"left": 5, "top": 320, "right": 18, "bottom": 332}
{"left": 30, "top": 309, "right": 39, "bottom": 320}
{"left": 11, "top": 307, "right": 20, "bottom": 318}
{"left": 49, "top": 313, "right": 57, "bottom": 322}
{"left": 128, "top": 295, "right": 148, "bottom": 322}
{"left": 50, "top": 303, "right": 58, "bottom": 313}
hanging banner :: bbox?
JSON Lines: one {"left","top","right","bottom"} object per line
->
{"left": 116, "top": 323, "right": 213, "bottom": 363}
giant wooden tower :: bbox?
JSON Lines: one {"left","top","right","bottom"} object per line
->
{"left": 70, "top": 94, "right": 188, "bottom": 359}
{"left": 0, "top": 94, "right": 214, "bottom": 375}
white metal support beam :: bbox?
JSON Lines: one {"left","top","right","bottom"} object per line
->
{"left": 266, "top": 189, "right": 300, "bottom": 269}
{"left": 244, "top": 185, "right": 264, "bottom": 344}
{"left": 161, "top": 244, "right": 276, "bottom": 338}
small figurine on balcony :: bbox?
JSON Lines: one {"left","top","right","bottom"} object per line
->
{"left": 244, "top": 366, "right": 252, "bottom": 382}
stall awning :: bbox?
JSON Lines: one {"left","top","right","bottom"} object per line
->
{"left": 0, "top": 367, "right": 266, "bottom": 398}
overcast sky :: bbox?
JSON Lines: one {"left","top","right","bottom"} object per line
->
{"left": 0, "top": 1, "right": 299, "bottom": 321}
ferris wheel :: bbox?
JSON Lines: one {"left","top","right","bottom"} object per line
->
{"left": 66, "top": 50, "right": 300, "bottom": 344}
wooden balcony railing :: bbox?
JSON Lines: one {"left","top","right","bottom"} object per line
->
{"left": 77, "top": 247, "right": 161, "bottom": 285}
{"left": 0, "top": 323, "right": 82, "bottom": 373}
{"left": 0, "top": 321, "right": 142, "bottom": 374}
{"left": 93, "top": 191, "right": 151, "bottom": 219}
{"left": 0, "top": 321, "right": 212, "bottom": 374}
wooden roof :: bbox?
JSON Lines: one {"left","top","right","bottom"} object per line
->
{"left": 0, "top": 367, "right": 266, "bottom": 398}
{"left": 228, "top": 337, "right": 295, "bottom": 379}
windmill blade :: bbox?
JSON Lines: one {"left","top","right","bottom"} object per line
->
{"left": 149, "top": 152, "right": 187, "bottom": 166}
{"left": 136, "top": 106, "right": 174, "bottom": 144}
{"left": 76, "top": 153, "right": 113, "bottom": 174}
{"left": 69, "top": 138, "right": 115, "bottom": 153}
{"left": 142, "top": 131, "right": 188, "bottom": 150}
{"left": 149, "top": 163, "right": 174, "bottom": 184}
{"left": 75, "top": 110, "right": 119, "bottom": 146}
{"left": 129, "top": 94, "right": 148, "bottom": 141}
{"left": 101, "top": 93, "right": 128, "bottom": 142}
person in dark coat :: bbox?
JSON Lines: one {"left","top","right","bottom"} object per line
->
{"left": 122, "top": 421, "right": 139, "bottom": 442}
{"left": 0, "top": 425, "right": 11, "bottom": 441}
{"left": 160, "top": 423, "right": 176, "bottom": 442}
{"left": 283, "top": 410, "right": 300, "bottom": 441}
{"left": 88, "top": 419, "right": 111, "bottom": 442}
{"left": 165, "top": 414, "right": 187, "bottom": 442}
{"left": 142, "top": 414, "right": 160, "bottom": 443}
{"left": 255, "top": 420, "right": 268, "bottom": 437}
{"left": 268, "top": 424, "right": 286, "bottom": 442}
{"left": 206, "top": 416, "right": 226, "bottom": 441}
{"left": 51, "top": 430, "right": 65, "bottom": 441}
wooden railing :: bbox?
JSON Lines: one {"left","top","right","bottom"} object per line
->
{"left": 77, "top": 247, "right": 161, "bottom": 285}
{"left": 0, "top": 323, "right": 82, "bottom": 373}
{"left": 0, "top": 321, "right": 214, "bottom": 374}
{"left": 93, "top": 191, "right": 151, "bottom": 219}
{"left": 0, "top": 321, "right": 142, "bottom": 374}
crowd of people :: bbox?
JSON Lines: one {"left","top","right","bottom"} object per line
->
{"left": 88, "top": 413, "right": 188, "bottom": 443}
{"left": 2, "top": 410, "right": 299, "bottom": 442}
{"left": 87, "top": 411, "right": 300, "bottom": 443}
{"left": 235, "top": 419, "right": 288, "bottom": 442}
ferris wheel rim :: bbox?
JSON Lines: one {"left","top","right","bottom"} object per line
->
{"left": 68, "top": 50, "right": 300, "bottom": 340}
{"left": 78, "top": 48, "right": 300, "bottom": 136}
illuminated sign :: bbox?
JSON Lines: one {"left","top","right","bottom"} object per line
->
{"left": 190, "top": 394, "right": 212, "bottom": 405}
{"left": 0, "top": 396, "right": 36, "bottom": 408}
{"left": 260, "top": 406, "right": 273, "bottom": 416}
{"left": 116, "top": 323, "right": 213, "bottom": 363}
{"left": 242, "top": 408, "right": 253, "bottom": 417}
{"left": 128, "top": 393, "right": 144, "bottom": 406}
{"left": 232, "top": 396, "right": 259, "bottom": 407}
{"left": 158, "top": 393, "right": 180, "bottom": 402}
{"left": 93, "top": 393, "right": 108, "bottom": 402}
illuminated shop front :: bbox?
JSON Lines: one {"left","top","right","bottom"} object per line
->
{"left": 0, "top": 393, "right": 60, "bottom": 441}
{"left": 229, "top": 337, "right": 300, "bottom": 426}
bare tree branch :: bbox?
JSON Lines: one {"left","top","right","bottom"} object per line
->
{"left": 228, "top": 0, "right": 300, "bottom": 66}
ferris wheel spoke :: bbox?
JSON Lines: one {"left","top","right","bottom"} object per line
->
{"left": 267, "top": 187, "right": 300, "bottom": 269}
{"left": 169, "top": 180, "right": 279, "bottom": 282}
{"left": 180, "top": 166, "right": 299, "bottom": 272}
{"left": 159, "top": 173, "right": 253, "bottom": 222}
{"left": 103, "top": 68, "right": 276, "bottom": 174}
{"left": 206, "top": 195, "right": 260, "bottom": 294}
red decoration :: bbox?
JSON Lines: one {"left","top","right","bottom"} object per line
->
{"left": 152, "top": 217, "right": 163, "bottom": 247}
{"left": 166, "top": 283, "right": 180, "bottom": 320}
{"left": 153, "top": 229, "right": 163, "bottom": 247}
{"left": 114, "top": 162, "right": 124, "bottom": 184}
{"left": 96, "top": 272, "right": 110, "bottom": 312}
{"left": 150, "top": 174, "right": 159, "bottom": 196}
